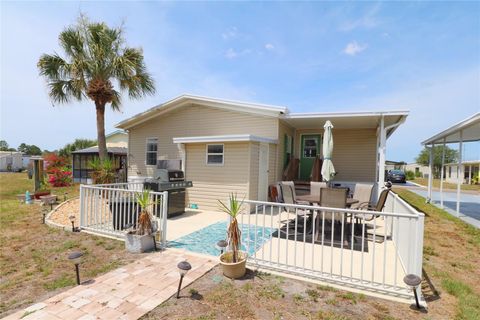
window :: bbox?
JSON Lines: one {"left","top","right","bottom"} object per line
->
{"left": 303, "top": 138, "right": 318, "bottom": 158}
{"left": 206, "top": 144, "right": 224, "bottom": 165}
{"left": 146, "top": 138, "right": 158, "bottom": 165}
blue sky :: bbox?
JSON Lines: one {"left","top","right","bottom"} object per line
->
{"left": 1, "top": 1, "right": 479, "bottom": 162}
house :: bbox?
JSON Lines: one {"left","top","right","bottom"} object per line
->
{"left": 72, "top": 131, "right": 128, "bottom": 184}
{"left": 0, "top": 151, "right": 23, "bottom": 172}
{"left": 385, "top": 160, "right": 406, "bottom": 172}
{"left": 443, "top": 160, "right": 480, "bottom": 184}
{"left": 405, "top": 162, "right": 429, "bottom": 178}
{"left": 115, "top": 95, "right": 408, "bottom": 211}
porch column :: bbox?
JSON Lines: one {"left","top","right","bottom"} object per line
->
{"left": 440, "top": 139, "right": 446, "bottom": 208}
{"left": 377, "top": 116, "right": 386, "bottom": 197}
{"left": 456, "top": 130, "right": 463, "bottom": 216}
{"left": 427, "top": 145, "right": 434, "bottom": 203}
{"left": 468, "top": 165, "right": 472, "bottom": 184}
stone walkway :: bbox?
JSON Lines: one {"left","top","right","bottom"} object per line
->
{"left": 3, "top": 249, "right": 217, "bottom": 320}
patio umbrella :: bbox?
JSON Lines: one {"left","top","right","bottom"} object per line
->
{"left": 321, "top": 120, "right": 336, "bottom": 182}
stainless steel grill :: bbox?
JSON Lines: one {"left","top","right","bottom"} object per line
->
{"left": 144, "top": 160, "right": 192, "bottom": 217}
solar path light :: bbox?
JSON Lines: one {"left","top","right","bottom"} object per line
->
{"left": 216, "top": 240, "right": 228, "bottom": 255}
{"left": 68, "top": 251, "right": 84, "bottom": 285}
{"left": 176, "top": 261, "right": 192, "bottom": 298}
{"left": 403, "top": 274, "right": 423, "bottom": 310}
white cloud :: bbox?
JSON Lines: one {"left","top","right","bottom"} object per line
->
{"left": 343, "top": 41, "right": 367, "bottom": 56}
{"left": 221, "top": 27, "right": 238, "bottom": 40}
{"left": 265, "top": 43, "right": 275, "bottom": 50}
{"left": 224, "top": 48, "right": 252, "bottom": 59}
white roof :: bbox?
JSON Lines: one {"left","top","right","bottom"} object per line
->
{"left": 422, "top": 113, "right": 480, "bottom": 145}
{"left": 116, "top": 94, "right": 287, "bottom": 129}
{"left": 172, "top": 134, "right": 278, "bottom": 144}
{"left": 116, "top": 94, "right": 408, "bottom": 137}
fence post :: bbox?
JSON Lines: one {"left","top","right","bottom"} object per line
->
{"left": 161, "top": 191, "right": 169, "bottom": 248}
{"left": 79, "top": 185, "right": 85, "bottom": 228}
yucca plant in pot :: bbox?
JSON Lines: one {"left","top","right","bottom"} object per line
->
{"left": 218, "top": 193, "right": 247, "bottom": 279}
{"left": 124, "top": 190, "right": 157, "bottom": 253}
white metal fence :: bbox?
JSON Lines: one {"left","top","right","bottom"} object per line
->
{"left": 79, "top": 183, "right": 168, "bottom": 248}
{"left": 241, "top": 192, "right": 424, "bottom": 299}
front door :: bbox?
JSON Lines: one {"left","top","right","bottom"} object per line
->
{"left": 300, "top": 134, "right": 321, "bottom": 180}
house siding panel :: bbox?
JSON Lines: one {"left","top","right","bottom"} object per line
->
{"left": 127, "top": 104, "right": 278, "bottom": 177}
{"left": 295, "top": 128, "right": 377, "bottom": 182}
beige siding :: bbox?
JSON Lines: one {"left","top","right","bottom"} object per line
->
{"left": 277, "top": 120, "right": 295, "bottom": 181}
{"left": 268, "top": 143, "right": 277, "bottom": 185}
{"left": 106, "top": 133, "right": 128, "bottom": 148}
{"left": 185, "top": 142, "right": 250, "bottom": 211}
{"left": 127, "top": 104, "right": 278, "bottom": 177}
{"left": 295, "top": 128, "right": 377, "bottom": 182}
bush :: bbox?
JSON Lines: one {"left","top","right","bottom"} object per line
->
{"left": 405, "top": 170, "right": 415, "bottom": 180}
{"left": 43, "top": 153, "right": 72, "bottom": 187}
{"left": 415, "top": 171, "right": 422, "bottom": 178}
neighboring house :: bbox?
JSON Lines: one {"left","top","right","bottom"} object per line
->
{"left": 72, "top": 131, "right": 128, "bottom": 184}
{"left": 444, "top": 160, "right": 480, "bottom": 184}
{"left": 115, "top": 95, "right": 408, "bottom": 211}
{"left": 405, "top": 162, "right": 430, "bottom": 178}
{"left": 385, "top": 160, "right": 406, "bottom": 172}
{"left": 0, "top": 151, "right": 23, "bottom": 171}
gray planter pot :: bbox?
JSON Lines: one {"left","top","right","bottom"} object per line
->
{"left": 125, "top": 233, "right": 155, "bottom": 253}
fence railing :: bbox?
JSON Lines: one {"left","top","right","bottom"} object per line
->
{"left": 79, "top": 183, "right": 168, "bottom": 248}
{"left": 241, "top": 193, "right": 423, "bottom": 299}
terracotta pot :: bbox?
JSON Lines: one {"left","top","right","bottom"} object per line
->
{"left": 220, "top": 251, "right": 247, "bottom": 279}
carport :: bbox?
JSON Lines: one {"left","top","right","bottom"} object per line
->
{"left": 421, "top": 113, "right": 480, "bottom": 216}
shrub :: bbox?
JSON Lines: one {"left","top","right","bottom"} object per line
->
{"left": 43, "top": 154, "right": 72, "bottom": 187}
{"left": 405, "top": 170, "right": 415, "bottom": 180}
{"left": 415, "top": 171, "right": 422, "bottom": 178}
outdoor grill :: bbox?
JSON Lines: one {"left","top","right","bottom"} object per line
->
{"left": 144, "top": 160, "right": 192, "bottom": 217}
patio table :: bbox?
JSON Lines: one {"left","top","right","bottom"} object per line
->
{"left": 296, "top": 194, "right": 359, "bottom": 207}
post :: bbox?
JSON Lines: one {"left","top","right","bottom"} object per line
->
{"left": 414, "top": 213, "right": 425, "bottom": 302}
{"left": 427, "top": 145, "right": 434, "bottom": 203}
{"left": 440, "top": 139, "right": 446, "bottom": 208}
{"left": 75, "top": 264, "right": 80, "bottom": 285}
{"left": 79, "top": 185, "right": 85, "bottom": 228}
{"left": 468, "top": 165, "right": 472, "bottom": 184}
{"left": 378, "top": 116, "right": 386, "bottom": 197}
{"left": 161, "top": 191, "right": 169, "bottom": 247}
{"left": 456, "top": 130, "right": 463, "bottom": 216}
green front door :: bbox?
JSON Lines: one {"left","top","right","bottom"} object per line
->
{"left": 300, "top": 134, "right": 321, "bottom": 180}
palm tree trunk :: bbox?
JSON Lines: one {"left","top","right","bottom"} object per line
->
{"left": 95, "top": 101, "right": 108, "bottom": 161}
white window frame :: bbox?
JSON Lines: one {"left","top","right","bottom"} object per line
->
{"left": 206, "top": 144, "right": 224, "bottom": 166}
{"left": 145, "top": 137, "right": 158, "bottom": 166}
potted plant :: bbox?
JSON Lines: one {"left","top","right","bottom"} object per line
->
{"left": 218, "top": 193, "right": 247, "bottom": 279}
{"left": 124, "top": 190, "right": 157, "bottom": 253}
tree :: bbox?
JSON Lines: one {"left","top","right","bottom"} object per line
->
{"left": 416, "top": 146, "right": 458, "bottom": 178}
{"left": 37, "top": 15, "right": 155, "bottom": 160}
{"left": 0, "top": 140, "right": 16, "bottom": 152}
{"left": 58, "top": 138, "right": 97, "bottom": 157}
{"left": 18, "top": 143, "right": 42, "bottom": 155}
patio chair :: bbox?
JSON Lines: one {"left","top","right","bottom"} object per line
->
{"left": 315, "top": 187, "right": 348, "bottom": 241}
{"left": 280, "top": 181, "right": 309, "bottom": 205}
{"left": 358, "top": 188, "right": 390, "bottom": 221}
{"left": 350, "top": 183, "right": 374, "bottom": 209}
{"left": 310, "top": 181, "right": 327, "bottom": 204}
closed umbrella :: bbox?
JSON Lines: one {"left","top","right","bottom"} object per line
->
{"left": 321, "top": 120, "right": 336, "bottom": 182}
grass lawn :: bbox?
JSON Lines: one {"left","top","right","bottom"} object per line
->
{"left": 0, "top": 172, "right": 137, "bottom": 318}
{"left": 412, "top": 178, "right": 480, "bottom": 192}
{"left": 142, "top": 189, "right": 480, "bottom": 320}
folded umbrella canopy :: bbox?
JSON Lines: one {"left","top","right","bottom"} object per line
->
{"left": 321, "top": 120, "right": 336, "bottom": 182}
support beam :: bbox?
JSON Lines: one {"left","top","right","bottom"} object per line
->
{"left": 427, "top": 145, "right": 434, "bottom": 203}
{"left": 440, "top": 139, "right": 446, "bottom": 208}
{"left": 456, "top": 130, "right": 463, "bottom": 216}
{"left": 378, "top": 116, "right": 386, "bottom": 197}
{"left": 468, "top": 165, "right": 472, "bottom": 184}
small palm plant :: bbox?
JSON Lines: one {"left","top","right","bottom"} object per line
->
{"left": 135, "top": 190, "right": 154, "bottom": 235}
{"left": 218, "top": 193, "right": 244, "bottom": 263}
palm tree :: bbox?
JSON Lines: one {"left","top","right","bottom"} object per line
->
{"left": 38, "top": 15, "right": 155, "bottom": 160}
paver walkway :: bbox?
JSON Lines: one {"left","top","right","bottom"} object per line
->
{"left": 3, "top": 249, "right": 217, "bottom": 320}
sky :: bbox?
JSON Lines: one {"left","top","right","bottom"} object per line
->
{"left": 1, "top": 1, "right": 479, "bottom": 162}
